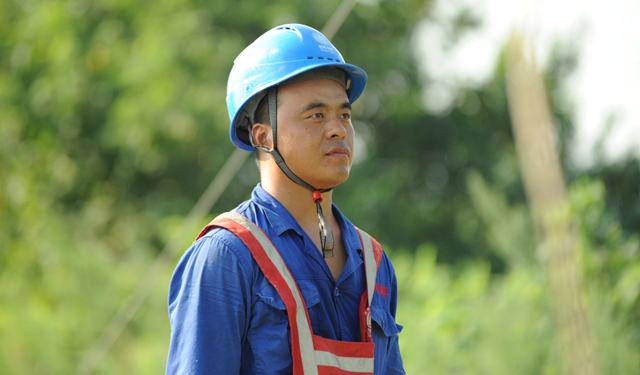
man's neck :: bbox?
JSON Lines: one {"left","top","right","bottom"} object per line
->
{"left": 259, "top": 163, "right": 348, "bottom": 280}
{"left": 261, "top": 175, "right": 336, "bottom": 228}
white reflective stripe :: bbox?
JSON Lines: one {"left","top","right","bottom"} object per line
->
{"left": 357, "top": 229, "right": 376, "bottom": 306}
{"left": 221, "top": 212, "right": 319, "bottom": 375}
{"left": 314, "top": 350, "right": 374, "bottom": 373}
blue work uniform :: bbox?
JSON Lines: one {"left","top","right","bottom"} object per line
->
{"left": 165, "top": 184, "right": 404, "bottom": 374}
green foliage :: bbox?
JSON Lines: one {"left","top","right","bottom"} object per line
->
{"left": 466, "top": 170, "right": 536, "bottom": 267}
{"left": 394, "top": 174, "right": 640, "bottom": 374}
{"left": 588, "top": 159, "right": 640, "bottom": 237}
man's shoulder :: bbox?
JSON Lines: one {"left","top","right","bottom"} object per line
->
{"left": 185, "top": 204, "right": 249, "bottom": 256}
{"left": 350, "top": 228, "right": 396, "bottom": 278}
{"left": 196, "top": 197, "right": 260, "bottom": 239}
{"left": 193, "top": 199, "right": 271, "bottom": 259}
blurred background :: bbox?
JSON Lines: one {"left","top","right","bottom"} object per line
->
{"left": 1, "top": 0, "right": 639, "bottom": 374}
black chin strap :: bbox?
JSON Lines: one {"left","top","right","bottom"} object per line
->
{"left": 263, "top": 87, "right": 334, "bottom": 258}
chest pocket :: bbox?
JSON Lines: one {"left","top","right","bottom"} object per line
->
{"left": 370, "top": 301, "right": 402, "bottom": 337}
{"left": 254, "top": 280, "right": 322, "bottom": 333}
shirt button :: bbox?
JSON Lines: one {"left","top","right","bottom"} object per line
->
{"left": 334, "top": 287, "right": 340, "bottom": 297}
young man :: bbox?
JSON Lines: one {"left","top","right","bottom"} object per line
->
{"left": 165, "top": 24, "right": 404, "bottom": 374}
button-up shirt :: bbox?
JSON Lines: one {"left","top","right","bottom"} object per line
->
{"left": 166, "top": 184, "right": 404, "bottom": 374}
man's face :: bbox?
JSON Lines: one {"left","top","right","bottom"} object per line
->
{"left": 275, "top": 78, "right": 354, "bottom": 190}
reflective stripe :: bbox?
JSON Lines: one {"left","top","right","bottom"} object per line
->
{"left": 314, "top": 350, "right": 374, "bottom": 373}
{"left": 357, "top": 229, "right": 376, "bottom": 306}
{"left": 220, "top": 212, "right": 318, "bottom": 375}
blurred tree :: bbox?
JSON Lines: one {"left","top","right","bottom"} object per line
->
{"left": 587, "top": 159, "right": 640, "bottom": 236}
{"left": 396, "top": 173, "right": 640, "bottom": 375}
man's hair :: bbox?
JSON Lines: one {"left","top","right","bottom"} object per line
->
{"left": 254, "top": 94, "right": 270, "bottom": 128}
{"left": 248, "top": 93, "right": 274, "bottom": 161}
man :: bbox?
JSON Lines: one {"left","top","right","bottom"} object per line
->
{"left": 166, "top": 24, "right": 404, "bottom": 374}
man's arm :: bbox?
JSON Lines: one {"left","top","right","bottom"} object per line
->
{"left": 165, "top": 233, "right": 251, "bottom": 374}
{"left": 375, "top": 252, "right": 405, "bottom": 375}
{"left": 385, "top": 256, "right": 405, "bottom": 374}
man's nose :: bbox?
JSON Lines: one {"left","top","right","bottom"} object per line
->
{"left": 326, "top": 115, "right": 348, "bottom": 139}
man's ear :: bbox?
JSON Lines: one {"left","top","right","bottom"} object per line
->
{"left": 252, "top": 123, "right": 273, "bottom": 151}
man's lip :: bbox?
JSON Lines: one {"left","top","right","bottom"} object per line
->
{"left": 326, "top": 147, "right": 350, "bottom": 157}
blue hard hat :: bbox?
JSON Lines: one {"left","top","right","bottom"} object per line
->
{"left": 226, "top": 24, "right": 368, "bottom": 151}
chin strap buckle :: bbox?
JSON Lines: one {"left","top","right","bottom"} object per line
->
{"left": 313, "top": 191, "right": 334, "bottom": 258}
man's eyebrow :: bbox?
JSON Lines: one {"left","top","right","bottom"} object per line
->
{"left": 301, "top": 101, "right": 352, "bottom": 112}
{"left": 303, "top": 102, "right": 326, "bottom": 112}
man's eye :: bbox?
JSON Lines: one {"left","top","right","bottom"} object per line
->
{"left": 310, "top": 113, "right": 324, "bottom": 119}
{"left": 341, "top": 113, "right": 351, "bottom": 119}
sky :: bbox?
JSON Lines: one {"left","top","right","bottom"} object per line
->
{"left": 414, "top": 0, "right": 640, "bottom": 169}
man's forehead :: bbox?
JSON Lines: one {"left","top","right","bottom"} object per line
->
{"left": 279, "top": 79, "right": 350, "bottom": 110}
{"left": 279, "top": 66, "right": 348, "bottom": 90}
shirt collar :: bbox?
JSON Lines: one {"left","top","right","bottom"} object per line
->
{"left": 251, "top": 184, "right": 303, "bottom": 237}
{"left": 250, "top": 184, "right": 364, "bottom": 257}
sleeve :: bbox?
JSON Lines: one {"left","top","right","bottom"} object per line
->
{"left": 165, "top": 232, "right": 252, "bottom": 375}
{"left": 381, "top": 253, "right": 406, "bottom": 374}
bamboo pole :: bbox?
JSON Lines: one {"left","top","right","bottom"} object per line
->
{"left": 505, "top": 31, "right": 600, "bottom": 375}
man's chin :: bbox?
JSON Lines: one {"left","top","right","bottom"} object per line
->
{"left": 313, "top": 170, "right": 350, "bottom": 190}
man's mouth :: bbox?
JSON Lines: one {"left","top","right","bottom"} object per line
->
{"left": 326, "top": 147, "right": 351, "bottom": 158}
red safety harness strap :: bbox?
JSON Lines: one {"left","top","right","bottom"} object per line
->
{"left": 356, "top": 227, "right": 383, "bottom": 343}
{"left": 198, "top": 213, "right": 312, "bottom": 374}
{"left": 196, "top": 212, "right": 380, "bottom": 374}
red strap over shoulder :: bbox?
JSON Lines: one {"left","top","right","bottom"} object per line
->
{"left": 369, "top": 235, "right": 383, "bottom": 271}
{"left": 195, "top": 220, "right": 218, "bottom": 242}
{"left": 355, "top": 227, "right": 384, "bottom": 343}
{"left": 196, "top": 213, "right": 376, "bottom": 374}
{"left": 355, "top": 227, "right": 383, "bottom": 271}
{"left": 194, "top": 213, "right": 309, "bottom": 375}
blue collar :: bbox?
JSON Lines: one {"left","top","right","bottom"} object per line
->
{"left": 250, "top": 184, "right": 364, "bottom": 279}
